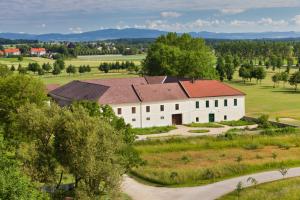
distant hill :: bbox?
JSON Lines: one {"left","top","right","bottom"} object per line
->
{"left": 1, "top": 28, "right": 300, "bottom": 41}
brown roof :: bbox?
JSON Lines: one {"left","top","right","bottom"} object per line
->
{"left": 49, "top": 81, "right": 109, "bottom": 102}
{"left": 144, "top": 76, "right": 166, "bottom": 84}
{"left": 83, "top": 77, "right": 147, "bottom": 86}
{"left": 46, "top": 84, "right": 60, "bottom": 93}
{"left": 98, "top": 85, "right": 140, "bottom": 104}
{"left": 180, "top": 80, "right": 245, "bottom": 98}
{"left": 133, "top": 83, "right": 188, "bottom": 102}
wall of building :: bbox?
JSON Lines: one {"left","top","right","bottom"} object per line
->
{"left": 111, "top": 95, "right": 245, "bottom": 128}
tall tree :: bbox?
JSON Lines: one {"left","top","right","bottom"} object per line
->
{"left": 289, "top": 71, "right": 300, "bottom": 90}
{"left": 143, "top": 33, "right": 217, "bottom": 79}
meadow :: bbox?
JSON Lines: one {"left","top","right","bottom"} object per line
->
{"left": 131, "top": 129, "right": 300, "bottom": 187}
{"left": 218, "top": 177, "right": 300, "bottom": 200}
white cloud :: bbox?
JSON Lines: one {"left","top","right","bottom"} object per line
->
{"left": 69, "top": 27, "right": 83, "bottom": 33}
{"left": 160, "top": 11, "right": 182, "bottom": 18}
{"left": 220, "top": 8, "right": 245, "bottom": 15}
{"left": 292, "top": 15, "right": 300, "bottom": 25}
{"left": 230, "top": 18, "right": 288, "bottom": 27}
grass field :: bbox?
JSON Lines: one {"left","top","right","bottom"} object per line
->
{"left": 132, "top": 126, "right": 177, "bottom": 135}
{"left": 227, "top": 68, "right": 300, "bottom": 122}
{"left": 131, "top": 129, "right": 300, "bottom": 187}
{"left": 218, "top": 177, "right": 300, "bottom": 200}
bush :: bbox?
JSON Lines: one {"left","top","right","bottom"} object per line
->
{"left": 261, "top": 127, "right": 297, "bottom": 136}
{"left": 185, "top": 123, "right": 223, "bottom": 128}
{"left": 219, "top": 120, "right": 255, "bottom": 127}
{"left": 257, "top": 114, "right": 272, "bottom": 128}
{"left": 132, "top": 126, "right": 177, "bottom": 135}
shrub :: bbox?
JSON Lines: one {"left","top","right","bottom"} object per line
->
{"left": 185, "top": 123, "right": 223, "bottom": 128}
{"left": 181, "top": 155, "right": 191, "bottom": 164}
{"left": 257, "top": 114, "right": 272, "bottom": 128}
{"left": 243, "top": 143, "right": 263, "bottom": 150}
{"left": 219, "top": 120, "right": 255, "bottom": 127}
{"left": 188, "top": 129, "right": 210, "bottom": 133}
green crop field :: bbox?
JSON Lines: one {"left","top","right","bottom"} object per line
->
{"left": 218, "top": 177, "right": 300, "bottom": 200}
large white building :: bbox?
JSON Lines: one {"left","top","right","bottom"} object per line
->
{"left": 49, "top": 76, "right": 245, "bottom": 128}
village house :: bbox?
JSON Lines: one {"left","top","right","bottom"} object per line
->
{"left": 49, "top": 76, "right": 245, "bottom": 128}
{"left": 30, "top": 48, "right": 46, "bottom": 56}
{"left": 3, "top": 48, "right": 21, "bottom": 56}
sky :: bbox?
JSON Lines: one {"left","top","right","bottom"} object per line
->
{"left": 2, "top": 0, "right": 300, "bottom": 34}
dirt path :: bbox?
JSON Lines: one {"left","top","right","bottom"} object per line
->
{"left": 122, "top": 167, "right": 300, "bottom": 200}
{"left": 136, "top": 124, "right": 258, "bottom": 141}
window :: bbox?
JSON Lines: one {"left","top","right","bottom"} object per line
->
{"left": 175, "top": 104, "right": 179, "bottom": 110}
{"left": 160, "top": 116, "right": 164, "bottom": 120}
{"left": 196, "top": 117, "right": 199, "bottom": 122}
{"left": 224, "top": 115, "right": 227, "bottom": 120}
{"left": 132, "top": 107, "right": 136, "bottom": 114}
{"left": 234, "top": 99, "right": 238, "bottom": 106}
{"left": 117, "top": 108, "right": 122, "bottom": 115}
{"left": 195, "top": 101, "right": 200, "bottom": 109}
{"left": 160, "top": 105, "right": 164, "bottom": 112}
{"left": 132, "top": 118, "right": 136, "bottom": 122}
{"left": 146, "top": 106, "right": 150, "bottom": 112}
{"left": 224, "top": 99, "right": 228, "bottom": 107}
{"left": 206, "top": 100, "right": 209, "bottom": 108}
{"left": 146, "top": 117, "right": 150, "bottom": 121}
{"left": 215, "top": 100, "right": 218, "bottom": 107}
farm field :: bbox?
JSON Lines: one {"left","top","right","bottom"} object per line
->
{"left": 131, "top": 129, "right": 300, "bottom": 187}
{"left": 219, "top": 177, "right": 300, "bottom": 200}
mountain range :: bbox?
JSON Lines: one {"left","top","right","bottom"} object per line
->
{"left": 1, "top": 28, "right": 300, "bottom": 41}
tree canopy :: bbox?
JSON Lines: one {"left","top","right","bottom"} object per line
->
{"left": 143, "top": 33, "right": 217, "bottom": 79}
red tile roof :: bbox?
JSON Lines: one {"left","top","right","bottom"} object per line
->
{"left": 4, "top": 48, "right": 20, "bottom": 53}
{"left": 133, "top": 83, "right": 188, "bottom": 102}
{"left": 31, "top": 48, "right": 46, "bottom": 52}
{"left": 180, "top": 80, "right": 245, "bottom": 98}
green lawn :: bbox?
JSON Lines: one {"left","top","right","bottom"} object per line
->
{"left": 219, "top": 120, "right": 256, "bottom": 127}
{"left": 188, "top": 129, "right": 210, "bottom": 133}
{"left": 131, "top": 128, "right": 300, "bottom": 187}
{"left": 132, "top": 126, "right": 177, "bottom": 135}
{"left": 218, "top": 177, "right": 300, "bottom": 200}
{"left": 227, "top": 68, "right": 300, "bottom": 121}
{"left": 185, "top": 122, "right": 224, "bottom": 128}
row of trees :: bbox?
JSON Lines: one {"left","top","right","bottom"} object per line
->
{"left": 0, "top": 67, "right": 141, "bottom": 199}
{"left": 272, "top": 71, "right": 300, "bottom": 90}
{"left": 99, "top": 61, "right": 138, "bottom": 73}
{"left": 239, "top": 64, "right": 267, "bottom": 84}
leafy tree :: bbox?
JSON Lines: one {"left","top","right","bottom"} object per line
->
{"left": 99, "top": 63, "right": 110, "bottom": 73}
{"left": 272, "top": 73, "right": 281, "bottom": 88}
{"left": 276, "top": 57, "right": 283, "bottom": 71}
{"left": 18, "top": 56, "right": 23, "bottom": 62}
{"left": 10, "top": 65, "right": 16, "bottom": 71}
{"left": 280, "top": 72, "right": 289, "bottom": 87}
{"left": 52, "top": 65, "right": 61, "bottom": 75}
{"left": 224, "top": 63, "right": 234, "bottom": 81}
{"left": 18, "top": 64, "right": 27, "bottom": 74}
{"left": 0, "top": 64, "right": 12, "bottom": 77}
{"left": 254, "top": 66, "right": 266, "bottom": 84}
{"left": 66, "top": 64, "right": 77, "bottom": 75}
{"left": 28, "top": 63, "right": 41, "bottom": 74}
{"left": 42, "top": 63, "right": 52, "bottom": 72}
{"left": 0, "top": 74, "right": 47, "bottom": 129}
{"left": 143, "top": 33, "right": 217, "bottom": 79}
{"left": 55, "top": 106, "right": 125, "bottom": 199}
{"left": 289, "top": 71, "right": 300, "bottom": 91}
{"left": 54, "top": 59, "right": 65, "bottom": 70}
{"left": 216, "top": 57, "right": 225, "bottom": 81}
{"left": 38, "top": 68, "right": 45, "bottom": 75}
{"left": 12, "top": 103, "right": 62, "bottom": 183}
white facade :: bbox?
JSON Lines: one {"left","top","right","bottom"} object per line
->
{"left": 31, "top": 50, "right": 46, "bottom": 56}
{"left": 111, "top": 95, "right": 245, "bottom": 128}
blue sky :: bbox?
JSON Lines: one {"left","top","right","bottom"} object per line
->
{"left": 1, "top": 0, "right": 300, "bottom": 34}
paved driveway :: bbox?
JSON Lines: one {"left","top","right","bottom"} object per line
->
{"left": 122, "top": 167, "right": 300, "bottom": 200}
{"left": 136, "top": 124, "right": 258, "bottom": 141}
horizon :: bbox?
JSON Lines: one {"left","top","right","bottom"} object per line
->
{"left": 2, "top": 0, "right": 300, "bottom": 34}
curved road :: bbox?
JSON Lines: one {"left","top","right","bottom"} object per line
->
{"left": 122, "top": 167, "right": 300, "bottom": 200}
